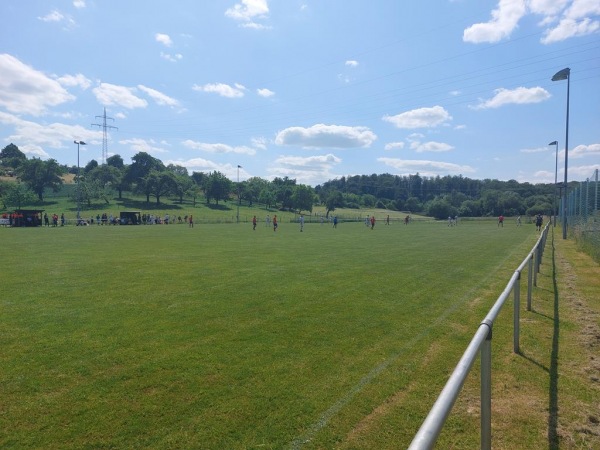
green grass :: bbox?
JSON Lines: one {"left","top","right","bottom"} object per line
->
{"left": 1, "top": 221, "right": 542, "bottom": 448}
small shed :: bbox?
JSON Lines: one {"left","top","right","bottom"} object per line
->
{"left": 119, "top": 211, "right": 141, "bottom": 225}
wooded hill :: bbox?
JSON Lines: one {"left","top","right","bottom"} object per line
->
{"left": 1, "top": 143, "right": 558, "bottom": 219}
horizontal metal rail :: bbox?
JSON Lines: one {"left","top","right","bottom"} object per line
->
{"left": 408, "top": 223, "right": 549, "bottom": 449}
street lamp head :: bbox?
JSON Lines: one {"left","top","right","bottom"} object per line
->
{"left": 551, "top": 67, "right": 570, "bottom": 81}
{"left": 74, "top": 140, "right": 86, "bottom": 145}
{"left": 548, "top": 141, "right": 557, "bottom": 146}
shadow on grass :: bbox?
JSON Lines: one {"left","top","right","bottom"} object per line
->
{"left": 205, "top": 203, "right": 232, "bottom": 211}
{"left": 115, "top": 198, "right": 183, "bottom": 211}
{"left": 548, "top": 230, "right": 560, "bottom": 449}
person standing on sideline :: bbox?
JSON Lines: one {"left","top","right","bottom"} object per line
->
{"left": 535, "top": 214, "right": 543, "bottom": 231}
{"left": 252, "top": 215, "right": 257, "bottom": 230}
{"left": 385, "top": 215, "right": 390, "bottom": 225}
{"left": 498, "top": 215, "right": 504, "bottom": 227}
{"left": 273, "top": 214, "right": 278, "bottom": 232}
{"left": 370, "top": 215, "right": 376, "bottom": 230}
{"left": 266, "top": 215, "right": 270, "bottom": 227}
{"left": 516, "top": 215, "right": 521, "bottom": 226}
{"left": 333, "top": 216, "right": 338, "bottom": 228}
{"left": 188, "top": 214, "right": 193, "bottom": 228}
{"left": 299, "top": 214, "right": 304, "bottom": 232}
{"left": 44, "top": 213, "right": 49, "bottom": 227}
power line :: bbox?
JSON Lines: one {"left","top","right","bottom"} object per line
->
{"left": 92, "top": 107, "right": 118, "bottom": 164}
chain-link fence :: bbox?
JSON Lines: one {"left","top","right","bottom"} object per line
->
{"left": 562, "top": 169, "right": 599, "bottom": 263}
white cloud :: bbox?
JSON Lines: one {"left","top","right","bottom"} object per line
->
{"left": 0, "top": 54, "right": 75, "bottom": 115}
{"left": 93, "top": 83, "right": 148, "bottom": 109}
{"left": 268, "top": 154, "right": 342, "bottom": 186}
{"left": 569, "top": 143, "right": 600, "bottom": 159}
{"left": 345, "top": 60, "right": 359, "bottom": 67}
{"left": 73, "top": 0, "right": 86, "bottom": 9}
{"left": 472, "top": 86, "right": 551, "bottom": 109}
{"left": 38, "top": 10, "right": 65, "bottom": 22}
{"left": 520, "top": 146, "right": 549, "bottom": 153}
{"left": 119, "top": 138, "right": 168, "bottom": 154}
{"left": 225, "top": 0, "right": 269, "bottom": 20}
{"left": 193, "top": 82, "right": 246, "bottom": 98}
{"left": 382, "top": 106, "right": 452, "bottom": 129}
{"left": 463, "top": 0, "right": 527, "bottom": 43}
{"left": 410, "top": 141, "right": 454, "bottom": 153}
{"left": 251, "top": 137, "right": 268, "bottom": 150}
{"left": 137, "top": 85, "right": 179, "bottom": 107}
{"left": 275, "top": 124, "right": 377, "bottom": 149}
{"left": 257, "top": 88, "right": 275, "bottom": 97}
{"left": 160, "top": 52, "right": 183, "bottom": 62}
{"left": 155, "top": 33, "right": 173, "bottom": 47}
{"left": 464, "top": 0, "right": 600, "bottom": 44}
{"left": 384, "top": 142, "right": 405, "bottom": 151}
{"left": 0, "top": 111, "right": 101, "bottom": 157}
{"left": 56, "top": 73, "right": 92, "bottom": 90}
{"left": 182, "top": 140, "right": 257, "bottom": 155}
{"left": 378, "top": 157, "right": 476, "bottom": 176}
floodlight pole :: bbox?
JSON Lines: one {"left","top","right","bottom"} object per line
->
{"left": 74, "top": 140, "right": 87, "bottom": 222}
{"left": 551, "top": 68, "right": 570, "bottom": 239}
{"left": 549, "top": 141, "right": 558, "bottom": 227}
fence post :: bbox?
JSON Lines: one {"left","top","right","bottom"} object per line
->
{"left": 533, "top": 247, "right": 539, "bottom": 286}
{"left": 527, "top": 254, "right": 533, "bottom": 311}
{"left": 513, "top": 273, "right": 520, "bottom": 353}
{"left": 480, "top": 321, "right": 493, "bottom": 450}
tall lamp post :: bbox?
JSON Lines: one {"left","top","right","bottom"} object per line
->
{"left": 74, "top": 140, "right": 86, "bottom": 222}
{"left": 549, "top": 141, "right": 558, "bottom": 227}
{"left": 236, "top": 165, "right": 242, "bottom": 223}
{"left": 551, "top": 67, "right": 570, "bottom": 239}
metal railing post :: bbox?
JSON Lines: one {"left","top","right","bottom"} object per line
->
{"left": 480, "top": 321, "right": 492, "bottom": 450}
{"left": 533, "top": 247, "right": 538, "bottom": 286}
{"left": 527, "top": 254, "right": 533, "bottom": 311}
{"left": 513, "top": 272, "right": 520, "bottom": 353}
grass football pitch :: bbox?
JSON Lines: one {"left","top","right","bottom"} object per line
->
{"left": 1, "top": 220, "right": 539, "bottom": 448}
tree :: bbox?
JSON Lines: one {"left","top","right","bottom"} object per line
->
{"left": 84, "top": 159, "right": 99, "bottom": 173}
{"left": 259, "top": 188, "right": 276, "bottom": 209}
{"left": 17, "top": 158, "right": 64, "bottom": 201}
{"left": 0, "top": 143, "right": 27, "bottom": 170}
{"left": 204, "top": 171, "right": 232, "bottom": 205}
{"left": 173, "top": 174, "right": 194, "bottom": 203}
{"left": 325, "top": 190, "right": 343, "bottom": 217}
{"left": 1, "top": 182, "right": 36, "bottom": 209}
{"left": 137, "top": 170, "right": 176, "bottom": 204}
{"left": 88, "top": 164, "right": 121, "bottom": 188}
{"left": 425, "top": 197, "right": 456, "bottom": 220}
{"left": 106, "top": 154, "right": 124, "bottom": 169}
{"left": 125, "top": 152, "right": 164, "bottom": 186}
{"left": 291, "top": 184, "right": 315, "bottom": 213}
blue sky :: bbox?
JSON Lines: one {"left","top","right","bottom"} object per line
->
{"left": 1, "top": 0, "right": 599, "bottom": 186}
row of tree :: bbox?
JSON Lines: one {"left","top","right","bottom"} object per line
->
{"left": 1, "top": 143, "right": 557, "bottom": 218}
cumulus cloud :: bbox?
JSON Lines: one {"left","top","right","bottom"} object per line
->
{"left": 182, "top": 140, "right": 257, "bottom": 155}
{"left": 225, "top": 0, "right": 270, "bottom": 29}
{"left": 382, "top": 106, "right": 452, "bottom": 129}
{"left": 472, "top": 86, "right": 551, "bottom": 109}
{"left": 73, "top": 0, "right": 86, "bottom": 8}
{"left": 409, "top": 140, "right": 454, "bottom": 153}
{"left": 56, "top": 73, "right": 92, "bottom": 90}
{"left": 378, "top": 157, "right": 476, "bottom": 176}
{"left": 0, "top": 111, "right": 101, "bottom": 157}
{"left": 268, "top": 153, "right": 342, "bottom": 186}
{"left": 0, "top": 54, "right": 75, "bottom": 115}
{"left": 137, "top": 85, "right": 179, "bottom": 107}
{"left": 193, "top": 82, "right": 246, "bottom": 98}
{"left": 463, "top": 0, "right": 600, "bottom": 44}
{"left": 155, "top": 33, "right": 173, "bottom": 47}
{"left": 274, "top": 124, "right": 377, "bottom": 149}
{"left": 384, "top": 142, "right": 405, "bottom": 151}
{"left": 345, "top": 60, "right": 359, "bottom": 67}
{"left": 119, "top": 138, "right": 168, "bottom": 154}
{"left": 569, "top": 143, "right": 600, "bottom": 159}
{"left": 257, "top": 88, "right": 275, "bottom": 97}
{"left": 93, "top": 83, "right": 148, "bottom": 109}
{"left": 38, "top": 10, "right": 66, "bottom": 22}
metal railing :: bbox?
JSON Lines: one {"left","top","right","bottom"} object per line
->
{"left": 408, "top": 222, "right": 550, "bottom": 450}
